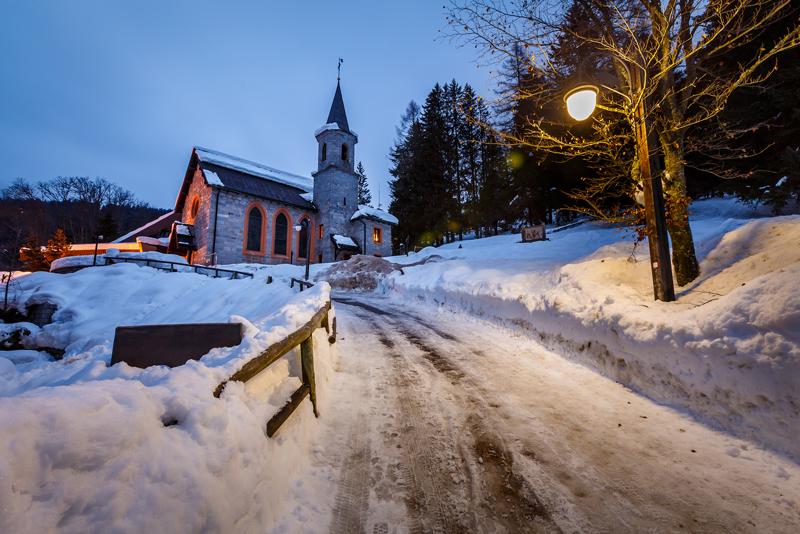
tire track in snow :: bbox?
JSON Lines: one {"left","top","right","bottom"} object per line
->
{"left": 338, "top": 298, "right": 559, "bottom": 533}
{"left": 330, "top": 412, "right": 372, "bottom": 534}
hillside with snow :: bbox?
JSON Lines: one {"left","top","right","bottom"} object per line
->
{"left": 368, "top": 198, "right": 800, "bottom": 460}
{"left": 0, "top": 264, "right": 336, "bottom": 532}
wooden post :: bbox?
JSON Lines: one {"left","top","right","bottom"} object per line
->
{"left": 631, "top": 66, "right": 676, "bottom": 302}
{"left": 300, "top": 336, "right": 318, "bottom": 417}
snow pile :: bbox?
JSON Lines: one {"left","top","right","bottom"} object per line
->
{"left": 383, "top": 197, "right": 800, "bottom": 460}
{"left": 320, "top": 255, "right": 404, "bottom": 291}
{"left": 0, "top": 265, "right": 337, "bottom": 532}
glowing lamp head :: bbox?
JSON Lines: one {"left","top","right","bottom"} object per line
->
{"left": 564, "top": 85, "right": 598, "bottom": 121}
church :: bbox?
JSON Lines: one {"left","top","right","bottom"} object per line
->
{"left": 116, "top": 81, "right": 397, "bottom": 266}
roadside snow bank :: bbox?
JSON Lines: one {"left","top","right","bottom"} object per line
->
{"left": 0, "top": 264, "right": 337, "bottom": 532}
{"left": 384, "top": 198, "right": 800, "bottom": 460}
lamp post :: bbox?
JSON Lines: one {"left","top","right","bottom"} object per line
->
{"left": 92, "top": 234, "right": 104, "bottom": 266}
{"left": 563, "top": 66, "right": 675, "bottom": 302}
{"left": 293, "top": 221, "right": 311, "bottom": 281}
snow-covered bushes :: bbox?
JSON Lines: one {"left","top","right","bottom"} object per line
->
{"left": 383, "top": 198, "right": 800, "bottom": 460}
{"left": 0, "top": 264, "right": 337, "bottom": 531}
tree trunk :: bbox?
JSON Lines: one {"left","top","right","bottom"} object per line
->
{"left": 661, "top": 138, "right": 700, "bottom": 286}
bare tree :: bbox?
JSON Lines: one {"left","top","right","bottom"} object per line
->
{"left": 447, "top": 0, "right": 800, "bottom": 285}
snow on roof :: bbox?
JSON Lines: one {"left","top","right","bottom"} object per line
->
{"left": 350, "top": 205, "right": 399, "bottom": 225}
{"left": 136, "top": 236, "right": 168, "bottom": 247}
{"left": 194, "top": 146, "right": 313, "bottom": 192}
{"left": 175, "top": 222, "right": 193, "bottom": 236}
{"left": 332, "top": 234, "right": 358, "bottom": 248}
{"left": 314, "top": 122, "right": 340, "bottom": 136}
{"left": 68, "top": 243, "right": 139, "bottom": 252}
{"left": 313, "top": 122, "right": 358, "bottom": 139}
{"left": 112, "top": 211, "right": 175, "bottom": 243}
{"left": 300, "top": 192, "right": 313, "bottom": 202}
{"left": 202, "top": 168, "right": 224, "bottom": 187}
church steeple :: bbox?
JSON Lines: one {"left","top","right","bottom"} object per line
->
{"left": 326, "top": 81, "right": 350, "bottom": 133}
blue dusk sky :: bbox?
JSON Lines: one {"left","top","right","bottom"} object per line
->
{"left": 0, "top": 1, "right": 494, "bottom": 210}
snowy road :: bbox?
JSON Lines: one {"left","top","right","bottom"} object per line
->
{"left": 286, "top": 293, "right": 800, "bottom": 534}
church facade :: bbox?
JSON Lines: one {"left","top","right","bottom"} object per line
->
{"left": 165, "top": 82, "right": 396, "bottom": 266}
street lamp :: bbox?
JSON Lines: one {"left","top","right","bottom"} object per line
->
{"left": 564, "top": 67, "right": 675, "bottom": 302}
{"left": 293, "top": 221, "right": 311, "bottom": 281}
{"left": 564, "top": 85, "right": 598, "bottom": 121}
{"left": 92, "top": 234, "right": 104, "bottom": 266}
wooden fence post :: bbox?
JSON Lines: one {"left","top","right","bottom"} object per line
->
{"left": 300, "top": 336, "right": 318, "bottom": 417}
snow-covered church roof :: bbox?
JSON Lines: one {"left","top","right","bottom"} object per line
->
{"left": 177, "top": 146, "right": 316, "bottom": 212}
{"left": 195, "top": 146, "right": 313, "bottom": 192}
{"left": 350, "top": 205, "right": 399, "bottom": 225}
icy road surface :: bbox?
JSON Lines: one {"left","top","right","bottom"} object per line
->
{"left": 284, "top": 293, "right": 800, "bottom": 534}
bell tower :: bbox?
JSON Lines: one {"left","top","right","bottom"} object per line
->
{"left": 313, "top": 78, "right": 359, "bottom": 261}
{"left": 315, "top": 81, "right": 358, "bottom": 175}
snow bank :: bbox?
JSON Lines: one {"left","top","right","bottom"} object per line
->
{"left": 382, "top": 197, "right": 800, "bottom": 460}
{"left": 0, "top": 264, "right": 337, "bottom": 532}
{"left": 49, "top": 250, "right": 188, "bottom": 272}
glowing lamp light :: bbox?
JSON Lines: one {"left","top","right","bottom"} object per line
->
{"left": 564, "top": 85, "right": 599, "bottom": 121}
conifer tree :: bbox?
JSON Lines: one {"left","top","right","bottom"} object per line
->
{"left": 19, "top": 237, "right": 48, "bottom": 272}
{"left": 96, "top": 211, "right": 118, "bottom": 241}
{"left": 44, "top": 228, "right": 71, "bottom": 266}
{"left": 355, "top": 162, "right": 372, "bottom": 206}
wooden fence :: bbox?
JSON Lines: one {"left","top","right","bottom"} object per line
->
{"left": 105, "top": 256, "right": 253, "bottom": 279}
{"left": 214, "top": 300, "right": 336, "bottom": 437}
{"left": 290, "top": 277, "right": 315, "bottom": 291}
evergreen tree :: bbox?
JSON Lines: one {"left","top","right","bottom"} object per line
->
{"left": 96, "top": 211, "right": 118, "bottom": 240}
{"left": 19, "top": 237, "right": 48, "bottom": 272}
{"left": 443, "top": 80, "right": 465, "bottom": 240}
{"left": 390, "top": 109, "right": 429, "bottom": 249}
{"left": 355, "top": 162, "right": 372, "bottom": 206}
{"left": 43, "top": 228, "right": 71, "bottom": 266}
{"left": 459, "top": 84, "right": 482, "bottom": 234}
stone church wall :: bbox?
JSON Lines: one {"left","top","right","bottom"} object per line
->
{"left": 350, "top": 221, "right": 393, "bottom": 258}
{"left": 211, "top": 190, "right": 317, "bottom": 266}
{"left": 179, "top": 167, "right": 214, "bottom": 264}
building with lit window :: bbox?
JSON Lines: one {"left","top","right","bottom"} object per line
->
{"left": 121, "top": 81, "right": 397, "bottom": 265}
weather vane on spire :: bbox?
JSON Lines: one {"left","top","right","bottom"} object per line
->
{"left": 337, "top": 58, "right": 343, "bottom": 81}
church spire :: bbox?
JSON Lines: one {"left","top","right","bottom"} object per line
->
{"left": 326, "top": 79, "right": 350, "bottom": 133}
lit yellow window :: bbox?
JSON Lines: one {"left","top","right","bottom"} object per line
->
{"left": 373, "top": 227, "right": 382, "bottom": 244}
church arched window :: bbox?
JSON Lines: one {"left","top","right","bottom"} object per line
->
{"left": 245, "top": 205, "right": 264, "bottom": 252}
{"left": 273, "top": 212, "right": 289, "bottom": 256}
{"left": 188, "top": 197, "right": 200, "bottom": 223}
{"left": 322, "top": 143, "right": 327, "bottom": 161}
{"left": 341, "top": 143, "right": 349, "bottom": 162}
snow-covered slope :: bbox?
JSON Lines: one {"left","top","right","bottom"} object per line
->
{"left": 384, "top": 198, "right": 800, "bottom": 460}
{"left": 0, "top": 264, "right": 336, "bottom": 532}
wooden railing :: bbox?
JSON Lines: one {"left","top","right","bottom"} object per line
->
{"left": 214, "top": 300, "right": 336, "bottom": 437}
{"left": 290, "top": 277, "right": 315, "bottom": 291}
{"left": 105, "top": 256, "right": 254, "bottom": 279}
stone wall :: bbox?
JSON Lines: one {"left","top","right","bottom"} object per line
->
{"left": 179, "top": 167, "right": 214, "bottom": 264}
{"left": 210, "top": 190, "right": 317, "bottom": 266}
{"left": 349, "top": 220, "right": 394, "bottom": 257}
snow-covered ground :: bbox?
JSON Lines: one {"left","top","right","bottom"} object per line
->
{"left": 281, "top": 294, "right": 800, "bottom": 532}
{"left": 369, "top": 197, "right": 800, "bottom": 460}
{"left": 0, "top": 263, "right": 336, "bottom": 532}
